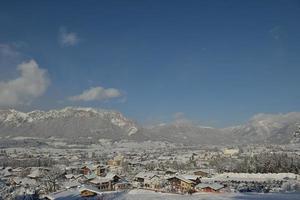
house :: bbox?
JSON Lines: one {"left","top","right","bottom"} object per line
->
{"left": 44, "top": 185, "right": 124, "bottom": 200}
{"left": 165, "top": 169, "right": 177, "bottom": 175}
{"left": 105, "top": 173, "right": 122, "bottom": 182}
{"left": 65, "top": 166, "right": 80, "bottom": 174}
{"left": 223, "top": 148, "right": 239, "bottom": 157}
{"left": 89, "top": 177, "right": 112, "bottom": 190}
{"left": 11, "top": 167, "right": 24, "bottom": 177}
{"left": 144, "top": 175, "right": 163, "bottom": 189}
{"left": 81, "top": 173, "right": 97, "bottom": 182}
{"left": 80, "top": 165, "right": 93, "bottom": 175}
{"left": 182, "top": 175, "right": 201, "bottom": 184}
{"left": 134, "top": 172, "right": 157, "bottom": 183}
{"left": 89, "top": 173, "right": 123, "bottom": 191}
{"left": 65, "top": 174, "right": 83, "bottom": 180}
{"left": 193, "top": 169, "right": 212, "bottom": 177}
{"left": 68, "top": 155, "right": 80, "bottom": 162}
{"left": 107, "top": 155, "right": 124, "bottom": 167}
{"left": 62, "top": 180, "right": 81, "bottom": 189}
{"left": 2, "top": 167, "right": 13, "bottom": 178}
{"left": 11, "top": 177, "right": 37, "bottom": 188}
{"left": 134, "top": 172, "right": 160, "bottom": 188}
{"left": 195, "top": 183, "right": 224, "bottom": 193}
{"left": 94, "top": 165, "right": 107, "bottom": 176}
{"left": 114, "top": 180, "right": 131, "bottom": 190}
{"left": 80, "top": 164, "right": 106, "bottom": 176}
{"left": 167, "top": 176, "right": 195, "bottom": 193}
{"left": 27, "top": 167, "right": 49, "bottom": 179}
{"left": 128, "top": 161, "right": 145, "bottom": 169}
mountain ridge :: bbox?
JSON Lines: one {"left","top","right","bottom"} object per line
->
{"left": 0, "top": 107, "right": 299, "bottom": 144}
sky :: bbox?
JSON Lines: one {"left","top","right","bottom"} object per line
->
{"left": 0, "top": 0, "right": 300, "bottom": 127}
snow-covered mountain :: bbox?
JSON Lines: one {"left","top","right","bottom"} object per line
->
{"left": 0, "top": 107, "right": 299, "bottom": 144}
{"left": 146, "top": 120, "right": 231, "bottom": 145}
{"left": 0, "top": 107, "right": 142, "bottom": 140}
{"left": 229, "top": 112, "right": 300, "bottom": 144}
{"left": 146, "top": 112, "right": 300, "bottom": 144}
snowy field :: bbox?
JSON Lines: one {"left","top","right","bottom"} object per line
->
{"left": 123, "top": 189, "right": 300, "bottom": 200}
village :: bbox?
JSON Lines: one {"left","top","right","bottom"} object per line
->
{"left": 0, "top": 139, "right": 300, "bottom": 200}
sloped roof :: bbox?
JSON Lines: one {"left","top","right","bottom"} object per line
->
{"left": 63, "top": 180, "right": 81, "bottom": 189}
{"left": 27, "top": 169, "right": 42, "bottom": 178}
{"left": 135, "top": 172, "right": 157, "bottom": 179}
{"left": 182, "top": 174, "right": 201, "bottom": 181}
{"left": 195, "top": 183, "right": 224, "bottom": 190}
{"left": 12, "top": 167, "right": 24, "bottom": 172}
{"left": 12, "top": 177, "right": 37, "bottom": 186}
{"left": 44, "top": 185, "right": 102, "bottom": 200}
{"left": 90, "top": 177, "right": 112, "bottom": 184}
{"left": 167, "top": 176, "right": 194, "bottom": 184}
{"left": 65, "top": 174, "right": 75, "bottom": 179}
{"left": 84, "top": 173, "right": 97, "bottom": 180}
{"left": 3, "top": 170, "right": 12, "bottom": 177}
{"left": 105, "top": 172, "right": 121, "bottom": 179}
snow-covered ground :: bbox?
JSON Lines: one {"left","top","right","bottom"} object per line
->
{"left": 124, "top": 189, "right": 237, "bottom": 200}
{"left": 123, "top": 189, "right": 300, "bottom": 200}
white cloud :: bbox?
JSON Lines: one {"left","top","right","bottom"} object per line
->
{"left": 0, "top": 60, "right": 50, "bottom": 106}
{"left": 59, "top": 27, "right": 79, "bottom": 47}
{"left": 69, "top": 86, "right": 122, "bottom": 102}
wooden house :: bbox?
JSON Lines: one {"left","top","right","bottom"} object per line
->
{"left": 81, "top": 164, "right": 107, "bottom": 176}
{"left": 80, "top": 165, "right": 92, "bottom": 175}
{"left": 167, "top": 176, "right": 195, "bottom": 193}
{"left": 144, "top": 175, "right": 163, "bottom": 189}
{"left": 90, "top": 177, "right": 112, "bottom": 190}
{"left": 193, "top": 169, "right": 208, "bottom": 177}
{"left": 89, "top": 173, "right": 123, "bottom": 191}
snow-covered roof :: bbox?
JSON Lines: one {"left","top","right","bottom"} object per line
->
{"left": 63, "top": 180, "right": 81, "bottom": 189}
{"left": 90, "top": 177, "right": 112, "bottom": 184}
{"left": 105, "top": 172, "right": 121, "bottom": 179}
{"left": 135, "top": 172, "right": 158, "bottom": 180}
{"left": 65, "top": 174, "right": 75, "bottom": 179}
{"left": 44, "top": 185, "right": 102, "bottom": 200}
{"left": 195, "top": 183, "right": 224, "bottom": 190}
{"left": 193, "top": 169, "right": 213, "bottom": 174}
{"left": 27, "top": 169, "right": 42, "bottom": 178}
{"left": 13, "top": 177, "right": 37, "bottom": 186}
{"left": 182, "top": 174, "right": 201, "bottom": 181}
{"left": 84, "top": 173, "right": 97, "bottom": 180}
{"left": 167, "top": 176, "right": 194, "bottom": 184}
{"left": 12, "top": 167, "right": 24, "bottom": 172}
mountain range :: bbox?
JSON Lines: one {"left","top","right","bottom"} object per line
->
{"left": 0, "top": 107, "right": 299, "bottom": 145}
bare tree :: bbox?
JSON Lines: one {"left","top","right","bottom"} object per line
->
{"left": 41, "top": 167, "right": 64, "bottom": 193}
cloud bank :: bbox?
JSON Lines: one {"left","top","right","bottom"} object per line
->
{"left": 69, "top": 86, "right": 122, "bottom": 102}
{"left": 0, "top": 60, "right": 50, "bottom": 106}
{"left": 59, "top": 27, "right": 79, "bottom": 47}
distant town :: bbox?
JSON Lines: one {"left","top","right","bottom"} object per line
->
{"left": 1, "top": 133, "right": 300, "bottom": 199}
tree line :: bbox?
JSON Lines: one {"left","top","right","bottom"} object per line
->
{"left": 210, "top": 152, "right": 300, "bottom": 173}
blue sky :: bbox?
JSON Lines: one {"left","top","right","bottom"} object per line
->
{"left": 0, "top": 0, "right": 300, "bottom": 127}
